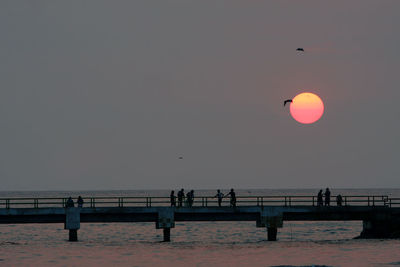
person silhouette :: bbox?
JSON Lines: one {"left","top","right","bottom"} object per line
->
{"left": 336, "top": 194, "right": 343, "bottom": 206}
{"left": 186, "top": 190, "right": 194, "bottom": 207}
{"left": 226, "top": 189, "right": 236, "bottom": 207}
{"left": 317, "top": 190, "right": 323, "bottom": 206}
{"left": 170, "top": 190, "right": 176, "bottom": 207}
{"left": 177, "top": 189, "right": 184, "bottom": 207}
{"left": 77, "top": 196, "right": 84, "bottom": 208}
{"left": 66, "top": 197, "right": 74, "bottom": 208}
{"left": 215, "top": 189, "right": 224, "bottom": 207}
{"left": 187, "top": 190, "right": 194, "bottom": 207}
{"left": 325, "top": 188, "right": 331, "bottom": 206}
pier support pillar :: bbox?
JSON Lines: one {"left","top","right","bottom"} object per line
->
{"left": 359, "top": 217, "right": 400, "bottom": 239}
{"left": 65, "top": 207, "right": 81, "bottom": 242}
{"left": 156, "top": 208, "right": 175, "bottom": 242}
{"left": 257, "top": 208, "right": 283, "bottom": 241}
{"left": 69, "top": 229, "right": 78, "bottom": 241}
{"left": 163, "top": 228, "right": 171, "bottom": 242}
{"left": 267, "top": 227, "right": 277, "bottom": 241}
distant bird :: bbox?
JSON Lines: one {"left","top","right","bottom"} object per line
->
{"left": 283, "top": 99, "right": 292, "bottom": 106}
{"left": 296, "top": 48, "right": 304, "bottom": 52}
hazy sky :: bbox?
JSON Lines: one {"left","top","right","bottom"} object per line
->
{"left": 1, "top": 1, "right": 400, "bottom": 190}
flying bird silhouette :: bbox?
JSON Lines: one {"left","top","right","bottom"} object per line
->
{"left": 283, "top": 99, "right": 292, "bottom": 106}
{"left": 296, "top": 48, "right": 304, "bottom": 52}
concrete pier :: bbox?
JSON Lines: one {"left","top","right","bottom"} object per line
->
{"left": 156, "top": 208, "right": 175, "bottom": 242}
{"left": 65, "top": 208, "right": 80, "bottom": 242}
{"left": 0, "top": 195, "right": 399, "bottom": 242}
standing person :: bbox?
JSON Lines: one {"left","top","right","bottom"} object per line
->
{"left": 77, "top": 196, "right": 84, "bottom": 208}
{"left": 66, "top": 197, "right": 74, "bottom": 208}
{"left": 215, "top": 189, "right": 224, "bottom": 207}
{"left": 226, "top": 189, "right": 236, "bottom": 207}
{"left": 317, "top": 190, "right": 323, "bottom": 206}
{"left": 325, "top": 188, "right": 331, "bottom": 206}
{"left": 177, "top": 189, "right": 184, "bottom": 207}
{"left": 190, "top": 190, "right": 194, "bottom": 207}
{"left": 186, "top": 190, "right": 194, "bottom": 207}
{"left": 186, "top": 190, "right": 191, "bottom": 207}
{"left": 336, "top": 194, "right": 343, "bottom": 206}
{"left": 170, "top": 190, "right": 176, "bottom": 207}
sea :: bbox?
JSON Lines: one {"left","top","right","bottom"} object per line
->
{"left": 1, "top": 189, "right": 400, "bottom": 267}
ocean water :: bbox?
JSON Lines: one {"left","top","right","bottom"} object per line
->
{"left": 1, "top": 189, "right": 400, "bottom": 267}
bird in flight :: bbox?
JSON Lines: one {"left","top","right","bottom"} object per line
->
{"left": 296, "top": 48, "right": 304, "bottom": 52}
{"left": 283, "top": 99, "right": 292, "bottom": 106}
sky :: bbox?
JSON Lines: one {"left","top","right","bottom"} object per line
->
{"left": 1, "top": 1, "right": 400, "bottom": 190}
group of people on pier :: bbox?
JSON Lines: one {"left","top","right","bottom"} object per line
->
{"left": 64, "top": 189, "right": 345, "bottom": 209}
{"left": 216, "top": 189, "right": 236, "bottom": 207}
{"left": 317, "top": 188, "right": 343, "bottom": 206}
{"left": 170, "top": 189, "right": 237, "bottom": 208}
{"left": 169, "top": 189, "right": 194, "bottom": 207}
{"left": 66, "top": 196, "right": 84, "bottom": 208}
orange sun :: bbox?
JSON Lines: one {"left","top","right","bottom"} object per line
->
{"left": 289, "top": 92, "right": 324, "bottom": 124}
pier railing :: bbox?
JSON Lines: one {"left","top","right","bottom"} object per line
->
{"left": 388, "top": 198, "right": 400, "bottom": 207}
{"left": 0, "top": 195, "right": 396, "bottom": 209}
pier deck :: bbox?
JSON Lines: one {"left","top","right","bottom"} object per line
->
{"left": 1, "top": 195, "right": 400, "bottom": 241}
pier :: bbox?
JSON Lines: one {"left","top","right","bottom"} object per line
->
{"left": 1, "top": 195, "right": 400, "bottom": 242}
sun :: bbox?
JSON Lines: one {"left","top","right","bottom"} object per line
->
{"left": 289, "top": 92, "right": 324, "bottom": 124}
